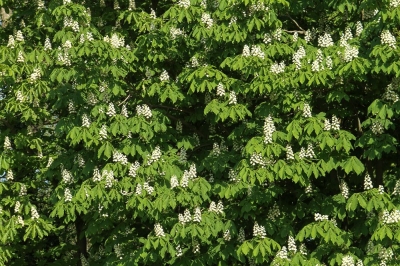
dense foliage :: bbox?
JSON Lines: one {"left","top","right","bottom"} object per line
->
{"left": 1, "top": 0, "right": 400, "bottom": 265}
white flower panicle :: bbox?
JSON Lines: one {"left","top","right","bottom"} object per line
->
{"left": 20, "top": 184, "right": 27, "bottom": 196}
{"left": 380, "top": 30, "right": 396, "bottom": 49}
{"left": 238, "top": 227, "right": 245, "bottom": 242}
{"left": 390, "top": 0, "right": 400, "bottom": 8}
{"left": 176, "top": 121, "right": 183, "bottom": 133}
{"left": 193, "top": 207, "right": 202, "bottom": 222}
{"left": 113, "top": 151, "right": 128, "bottom": 165}
{"left": 250, "top": 45, "right": 265, "bottom": 59}
{"left": 17, "top": 51, "right": 25, "bottom": 63}
{"left": 7, "top": 35, "right": 15, "bottom": 48}
{"left": 242, "top": 44, "right": 251, "bottom": 57}
{"left": 176, "top": 245, "right": 183, "bottom": 257}
{"left": 382, "top": 209, "right": 400, "bottom": 224}
{"left": 318, "top": 32, "right": 334, "bottom": 47}
{"left": 17, "top": 216, "right": 24, "bottom": 226}
{"left": 263, "top": 33, "right": 272, "bottom": 44}
{"left": 250, "top": 153, "right": 266, "bottom": 167}
{"left": 343, "top": 45, "right": 359, "bottom": 62}
{"left": 127, "top": 162, "right": 140, "bottom": 178}
{"left": 121, "top": 105, "right": 128, "bottom": 118}
{"left": 4, "top": 136, "right": 12, "bottom": 150}
{"left": 114, "top": 0, "right": 120, "bottom": 10}
{"left": 92, "top": 167, "right": 102, "bottom": 182}
{"left": 76, "top": 154, "right": 85, "bottom": 168}
{"left": 46, "top": 157, "right": 54, "bottom": 168}
{"left": 273, "top": 28, "right": 282, "bottom": 41}
{"left": 253, "top": 222, "right": 267, "bottom": 238}
{"left": 64, "top": 188, "right": 73, "bottom": 202}
{"left": 63, "top": 0, "right": 71, "bottom": 5}
{"left": 270, "top": 61, "right": 285, "bottom": 74}
{"left": 170, "top": 175, "right": 179, "bottom": 189}
{"left": 392, "top": 180, "right": 400, "bottom": 195}
{"left": 177, "top": 0, "right": 190, "bottom": 8}
{"left": 179, "top": 147, "right": 187, "bottom": 163}
{"left": 104, "top": 170, "right": 115, "bottom": 188}
{"left": 314, "top": 213, "right": 329, "bottom": 221}
{"left": 340, "top": 180, "right": 350, "bottom": 199}
{"left": 288, "top": 236, "right": 297, "bottom": 253}
{"left": 160, "top": 70, "right": 170, "bottom": 81}
{"left": 15, "top": 30, "right": 24, "bottom": 42}
{"left": 228, "top": 169, "right": 238, "bottom": 182}
{"left": 62, "top": 169, "right": 73, "bottom": 184}
{"left": 136, "top": 104, "right": 152, "bottom": 119}
{"left": 303, "top": 103, "right": 312, "bottom": 118}
{"left": 82, "top": 114, "right": 91, "bottom": 128}
{"left": 147, "top": 146, "right": 162, "bottom": 165}
{"left": 293, "top": 32, "right": 298, "bottom": 42}
{"left": 299, "top": 243, "right": 307, "bottom": 255}
{"left": 150, "top": 8, "right": 156, "bottom": 19}
{"left": 128, "top": 0, "right": 136, "bottom": 10}
{"left": 326, "top": 56, "right": 333, "bottom": 69}
{"left": 229, "top": 16, "right": 237, "bottom": 26}
{"left": 63, "top": 17, "right": 80, "bottom": 32}
{"left": 154, "top": 223, "right": 165, "bottom": 237}
{"left": 212, "top": 142, "right": 221, "bottom": 156}
{"left": 292, "top": 46, "right": 306, "bottom": 70}
{"left": 223, "top": 230, "right": 231, "bottom": 241}
{"left": 201, "top": 13, "right": 213, "bottom": 28}
{"left": 57, "top": 51, "right": 71, "bottom": 66}
{"left": 299, "top": 147, "right": 306, "bottom": 159}
{"left": 364, "top": 173, "right": 373, "bottom": 190}
{"left": 216, "top": 82, "right": 225, "bottom": 96}
{"left": 193, "top": 241, "right": 200, "bottom": 254}
{"left": 106, "top": 103, "right": 116, "bottom": 117}
{"left": 286, "top": 145, "right": 295, "bottom": 160}
{"left": 378, "top": 185, "right": 385, "bottom": 194}
{"left": 31, "top": 206, "right": 40, "bottom": 220}
{"left": 228, "top": 91, "right": 237, "bottom": 105}
{"left": 276, "top": 246, "right": 288, "bottom": 259}
{"left": 170, "top": 27, "right": 185, "bottom": 39}
{"left": 371, "top": 121, "right": 384, "bottom": 135}
{"left": 341, "top": 255, "right": 355, "bottom": 266}
{"left": 16, "top": 90, "right": 24, "bottom": 102}
{"left": 268, "top": 203, "right": 280, "bottom": 221}
{"left": 306, "top": 144, "right": 315, "bottom": 158}
{"left": 355, "top": 21, "right": 363, "bottom": 37}
{"left": 29, "top": 68, "right": 41, "bottom": 83}
{"left": 99, "top": 125, "right": 107, "bottom": 140}
{"left": 15, "top": 201, "right": 21, "bottom": 213}
{"left": 104, "top": 33, "right": 125, "bottom": 48}
{"left": 135, "top": 183, "right": 142, "bottom": 195}
{"left": 331, "top": 115, "right": 341, "bottom": 130}
{"left": 263, "top": 115, "right": 276, "bottom": 144}
{"left": 305, "top": 183, "right": 313, "bottom": 193}
{"left": 143, "top": 182, "right": 154, "bottom": 194}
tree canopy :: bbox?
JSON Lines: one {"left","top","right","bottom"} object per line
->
{"left": 1, "top": 0, "right": 400, "bottom": 265}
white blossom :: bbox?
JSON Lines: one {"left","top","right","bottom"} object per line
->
{"left": 270, "top": 61, "right": 285, "bottom": 74}
{"left": 341, "top": 255, "right": 355, "bottom": 266}
{"left": 170, "top": 175, "right": 179, "bottom": 189}
{"left": 176, "top": 245, "right": 183, "bottom": 257}
{"left": 29, "top": 68, "right": 41, "bottom": 83}
{"left": 177, "top": 0, "right": 190, "bottom": 8}
{"left": 382, "top": 209, "right": 400, "bottom": 224}
{"left": 263, "top": 115, "right": 276, "bottom": 144}
{"left": 135, "top": 183, "right": 142, "bottom": 195}
{"left": 143, "top": 182, "right": 154, "bottom": 194}
{"left": 31, "top": 206, "right": 40, "bottom": 219}
{"left": 7, "top": 35, "right": 15, "bottom": 48}
{"left": 223, "top": 230, "right": 231, "bottom": 241}
{"left": 253, "top": 222, "right": 266, "bottom": 238}
{"left": 380, "top": 30, "right": 396, "bottom": 49}
{"left": 331, "top": 115, "right": 340, "bottom": 130}
{"left": 303, "top": 103, "right": 312, "bottom": 118}
{"left": 201, "top": 13, "right": 213, "bottom": 28}
{"left": 390, "top": 0, "right": 400, "bottom": 8}
{"left": 355, "top": 21, "right": 363, "bottom": 37}
{"left": 129, "top": 161, "right": 140, "bottom": 177}
{"left": 216, "top": 82, "right": 225, "bottom": 96}
{"left": 314, "top": 213, "right": 329, "bottom": 221}
{"left": 106, "top": 103, "right": 116, "bottom": 117}
{"left": 371, "top": 121, "right": 384, "bottom": 135}
{"left": 17, "top": 51, "right": 25, "bottom": 63}
{"left": 113, "top": 151, "right": 128, "bottom": 165}
{"left": 81, "top": 114, "right": 91, "bottom": 128}
{"left": 154, "top": 223, "right": 165, "bottom": 237}
{"left": 250, "top": 45, "right": 264, "bottom": 59}
{"left": 62, "top": 169, "right": 73, "bottom": 184}
{"left": 147, "top": 146, "right": 162, "bottom": 165}
{"left": 15, "top": 30, "right": 24, "bottom": 42}
{"left": 64, "top": 188, "right": 73, "bottom": 202}
{"left": 160, "top": 70, "right": 170, "bottom": 81}
{"left": 4, "top": 136, "right": 12, "bottom": 150}
{"left": 228, "top": 91, "right": 237, "bottom": 105}
{"left": 379, "top": 185, "right": 385, "bottom": 194}
{"left": 14, "top": 201, "right": 21, "bottom": 213}
{"left": 340, "top": 180, "right": 350, "bottom": 199}
{"left": 136, "top": 104, "right": 152, "bottom": 119}
{"left": 318, "top": 32, "right": 334, "bottom": 47}
{"left": 286, "top": 145, "right": 294, "bottom": 160}
{"left": 17, "top": 215, "right": 24, "bottom": 226}
{"left": 237, "top": 227, "right": 245, "bottom": 242}
{"left": 193, "top": 207, "right": 202, "bottom": 222}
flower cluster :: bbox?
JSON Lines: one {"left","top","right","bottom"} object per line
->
{"left": 343, "top": 45, "right": 359, "bottom": 62}
{"left": 104, "top": 170, "right": 115, "bottom": 188}
{"left": 4, "top": 136, "right": 12, "bottom": 150}
{"left": 285, "top": 145, "right": 295, "bottom": 160}
{"left": 147, "top": 146, "right": 162, "bottom": 165}
{"left": 104, "top": 33, "right": 125, "bottom": 48}
{"left": 292, "top": 46, "right": 306, "bottom": 70}
{"left": 251, "top": 45, "right": 265, "bottom": 59}
{"left": 15, "top": 30, "right": 24, "bottom": 42}
{"left": 170, "top": 175, "right": 179, "bottom": 189}
{"left": 177, "top": 0, "right": 190, "bottom": 8}
{"left": 76, "top": 154, "right": 85, "bottom": 168}
{"left": 201, "top": 13, "right": 213, "bottom": 28}
{"left": 136, "top": 104, "right": 152, "bottom": 119}
{"left": 303, "top": 103, "right": 312, "bottom": 118}
{"left": 341, "top": 255, "right": 355, "bottom": 266}
{"left": 57, "top": 50, "right": 71, "bottom": 66}
{"left": 193, "top": 207, "right": 202, "bottom": 222}
{"left": 237, "top": 227, "right": 245, "bottom": 242}
{"left": 392, "top": 180, "right": 400, "bottom": 195}
{"left": 209, "top": 201, "right": 224, "bottom": 214}
{"left": 31, "top": 206, "right": 40, "bottom": 219}
{"left": 223, "top": 230, "right": 231, "bottom": 241}
{"left": 390, "top": 0, "right": 400, "bottom": 8}
{"left": 379, "top": 185, "right": 385, "bottom": 194}
{"left": 19, "top": 184, "right": 27, "bottom": 196}
{"left": 228, "top": 169, "right": 239, "bottom": 182}
{"left": 273, "top": 28, "right": 282, "bottom": 41}
{"left": 113, "top": 151, "right": 128, "bottom": 165}
{"left": 154, "top": 223, "right": 165, "bottom": 237}
{"left": 276, "top": 246, "right": 288, "bottom": 259}
{"left": 176, "top": 121, "right": 183, "bottom": 133}
{"left": 267, "top": 203, "right": 280, "bottom": 221}
{"left": 15, "top": 201, "right": 21, "bottom": 213}
{"left": 253, "top": 222, "right": 266, "bottom": 238}
{"left": 7, "top": 35, "right": 15, "bottom": 48}
{"left": 127, "top": 161, "right": 140, "bottom": 178}
{"left": 371, "top": 121, "right": 384, "bottom": 135}
{"left": 318, "top": 32, "right": 334, "bottom": 47}
{"left": 99, "top": 125, "right": 107, "bottom": 140}
{"left": 176, "top": 245, "right": 183, "bottom": 257}
{"left": 128, "top": 0, "right": 136, "bottom": 10}
{"left": 355, "top": 21, "right": 363, "bottom": 37}
{"left": 263, "top": 115, "right": 276, "bottom": 144}
{"left": 17, "top": 216, "right": 24, "bottom": 226}
{"left": 228, "top": 16, "right": 237, "bottom": 26}
{"left": 305, "top": 183, "right": 313, "bottom": 193}
{"left": 17, "top": 51, "right": 25, "bottom": 63}
{"left": 193, "top": 241, "right": 200, "bottom": 254}
{"left": 143, "top": 182, "right": 154, "bottom": 194}
{"left": 288, "top": 236, "right": 297, "bottom": 253}
{"left": 383, "top": 88, "right": 399, "bottom": 103}
{"left": 170, "top": 27, "right": 185, "bottom": 39}
{"left": 270, "top": 61, "right": 285, "bottom": 74}
{"left": 250, "top": 153, "right": 266, "bottom": 167}
{"left": 80, "top": 32, "right": 94, "bottom": 43}
{"left": 64, "top": 188, "right": 73, "bottom": 202}
{"left": 29, "top": 68, "right": 41, "bottom": 83}
{"left": 364, "top": 173, "right": 373, "bottom": 190}
{"left": 81, "top": 114, "right": 91, "bottom": 128}
{"left": 216, "top": 82, "right": 225, "bottom": 97}
{"left": 382, "top": 209, "right": 400, "bottom": 224}
{"left": 64, "top": 17, "right": 79, "bottom": 32}
{"left": 314, "top": 213, "right": 329, "bottom": 221}
{"left": 212, "top": 142, "right": 221, "bottom": 156}
{"left": 227, "top": 91, "right": 237, "bottom": 105}
{"left": 62, "top": 169, "right": 74, "bottom": 184}
{"left": 380, "top": 30, "right": 396, "bottom": 49}
{"left": 160, "top": 70, "right": 170, "bottom": 81}
{"left": 340, "top": 180, "right": 350, "bottom": 199}
{"left": 179, "top": 209, "right": 192, "bottom": 224}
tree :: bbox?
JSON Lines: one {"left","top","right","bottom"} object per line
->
{"left": 0, "top": 0, "right": 400, "bottom": 265}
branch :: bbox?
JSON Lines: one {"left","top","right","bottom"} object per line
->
{"left": 283, "top": 14, "right": 306, "bottom": 32}
{"left": 118, "top": 94, "right": 131, "bottom": 106}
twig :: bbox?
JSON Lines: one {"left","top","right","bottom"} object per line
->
{"left": 118, "top": 94, "right": 131, "bottom": 106}
{"left": 284, "top": 14, "right": 306, "bottom": 32}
